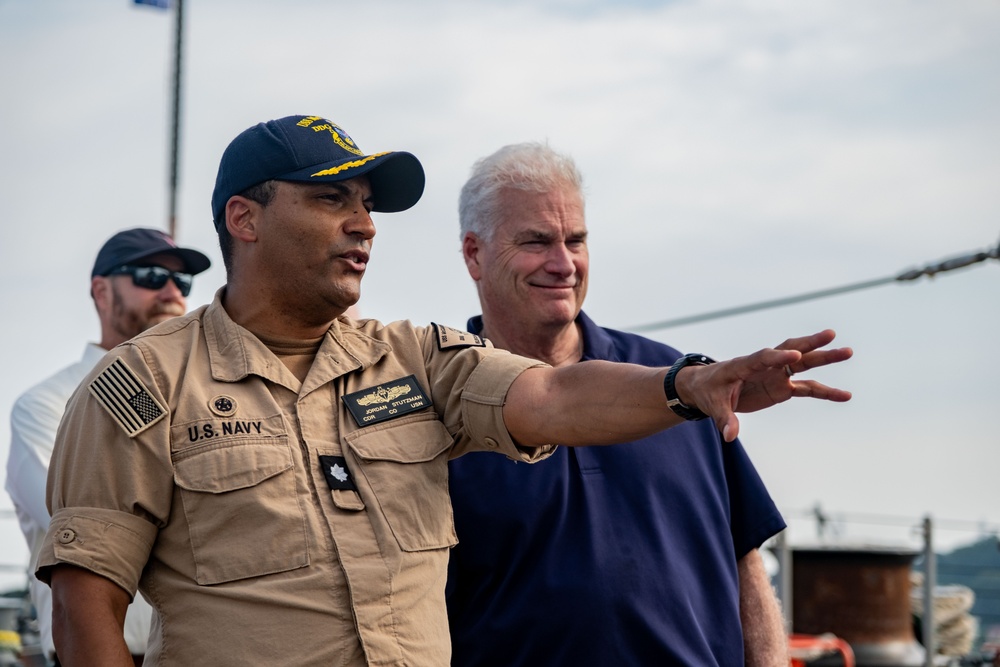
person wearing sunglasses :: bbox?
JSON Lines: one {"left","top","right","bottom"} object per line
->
{"left": 6, "top": 227, "right": 210, "bottom": 667}
{"left": 90, "top": 227, "right": 211, "bottom": 345}
{"left": 105, "top": 264, "right": 194, "bottom": 296}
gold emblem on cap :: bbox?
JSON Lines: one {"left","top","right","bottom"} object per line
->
{"left": 209, "top": 395, "right": 238, "bottom": 416}
{"left": 296, "top": 117, "right": 364, "bottom": 156}
{"left": 326, "top": 123, "right": 364, "bottom": 156}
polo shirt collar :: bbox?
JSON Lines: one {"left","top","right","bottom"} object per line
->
{"left": 467, "top": 310, "right": 620, "bottom": 362}
{"left": 576, "top": 311, "right": 621, "bottom": 362}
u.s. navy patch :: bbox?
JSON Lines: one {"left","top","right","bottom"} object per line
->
{"left": 342, "top": 375, "right": 430, "bottom": 426}
{"left": 432, "top": 322, "right": 485, "bottom": 350}
{"left": 319, "top": 455, "right": 356, "bottom": 491}
{"left": 88, "top": 358, "right": 166, "bottom": 437}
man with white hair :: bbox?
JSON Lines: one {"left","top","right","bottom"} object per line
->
{"left": 447, "top": 142, "right": 790, "bottom": 666}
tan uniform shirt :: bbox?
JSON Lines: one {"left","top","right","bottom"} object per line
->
{"left": 37, "top": 292, "right": 551, "bottom": 666}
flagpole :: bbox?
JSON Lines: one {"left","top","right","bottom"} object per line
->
{"left": 168, "top": 0, "right": 184, "bottom": 238}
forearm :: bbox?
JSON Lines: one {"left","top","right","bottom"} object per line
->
{"left": 739, "top": 550, "right": 789, "bottom": 667}
{"left": 503, "top": 360, "right": 683, "bottom": 446}
{"left": 502, "top": 330, "right": 853, "bottom": 447}
{"left": 51, "top": 565, "right": 134, "bottom": 667}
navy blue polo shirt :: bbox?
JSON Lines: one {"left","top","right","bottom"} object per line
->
{"left": 446, "top": 311, "right": 785, "bottom": 666}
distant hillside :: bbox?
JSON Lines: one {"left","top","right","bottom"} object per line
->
{"left": 925, "top": 536, "right": 1000, "bottom": 642}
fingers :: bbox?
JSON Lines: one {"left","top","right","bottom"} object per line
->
{"left": 689, "top": 330, "right": 852, "bottom": 439}
{"left": 711, "top": 389, "right": 740, "bottom": 442}
{"left": 719, "top": 413, "right": 740, "bottom": 443}
{"left": 775, "top": 330, "right": 852, "bottom": 375}
{"left": 788, "top": 347, "right": 853, "bottom": 375}
{"left": 789, "top": 379, "right": 853, "bottom": 402}
{"left": 738, "top": 347, "right": 802, "bottom": 377}
{"left": 776, "top": 329, "right": 837, "bottom": 354}
{"left": 745, "top": 331, "right": 850, "bottom": 373}
{"left": 781, "top": 337, "right": 853, "bottom": 402}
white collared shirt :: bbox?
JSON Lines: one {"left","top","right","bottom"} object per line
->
{"left": 6, "top": 343, "right": 153, "bottom": 658}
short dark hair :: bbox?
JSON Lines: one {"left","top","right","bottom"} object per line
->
{"left": 216, "top": 180, "right": 277, "bottom": 275}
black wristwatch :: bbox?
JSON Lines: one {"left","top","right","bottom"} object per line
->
{"left": 663, "top": 353, "right": 716, "bottom": 421}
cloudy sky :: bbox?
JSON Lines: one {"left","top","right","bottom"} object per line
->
{"left": 1, "top": 0, "right": 998, "bottom": 587}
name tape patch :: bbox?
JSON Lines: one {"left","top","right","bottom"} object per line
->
{"left": 433, "top": 322, "right": 485, "bottom": 350}
{"left": 186, "top": 420, "right": 263, "bottom": 443}
{"left": 88, "top": 358, "right": 166, "bottom": 437}
{"left": 319, "top": 455, "right": 356, "bottom": 491}
{"left": 342, "top": 375, "right": 430, "bottom": 427}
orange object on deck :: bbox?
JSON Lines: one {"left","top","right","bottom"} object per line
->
{"left": 788, "top": 633, "right": 855, "bottom": 667}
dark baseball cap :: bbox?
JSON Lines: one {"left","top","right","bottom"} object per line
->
{"left": 211, "top": 115, "right": 425, "bottom": 228}
{"left": 91, "top": 227, "right": 212, "bottom": 278}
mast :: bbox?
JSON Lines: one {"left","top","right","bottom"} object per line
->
{"left": 167, "top": 0, "right": 184, "bottom": 238}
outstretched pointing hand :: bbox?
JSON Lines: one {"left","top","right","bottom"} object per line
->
{"left": 674, "top": 329, "right": 853, "bottom": 442}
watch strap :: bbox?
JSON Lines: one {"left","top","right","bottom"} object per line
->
{"left": 663, "top": 353, "right": 716, "bottom": 421}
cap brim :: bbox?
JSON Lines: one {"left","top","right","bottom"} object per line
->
{"left": 281, "top": 151, "right": 425, "bottom": 213}
{"left": 168, "top": 248, "right": 213, "bottom": 275}
{"left": 123, "top": 247, "right": 213, "bottom": 275}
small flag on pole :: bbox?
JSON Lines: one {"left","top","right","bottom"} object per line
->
{"left": 134, "top": 0, "right": 170, "bottom": 8}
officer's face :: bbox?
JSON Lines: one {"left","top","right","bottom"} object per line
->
{"left": 107, "top": 253, "right": 188, "bottom": 342}
{"left": 466, "top": 185, "right": 588, "bottom": 331}
{"left": 256, "top": 178, "right": 376, "bottom": 319}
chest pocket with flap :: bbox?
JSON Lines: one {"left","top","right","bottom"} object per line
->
{"left": 173, "top": 434, "right": 308, "bottom": 585}
{"left": 345, "top": 415, "right": 458, "bottom": 553}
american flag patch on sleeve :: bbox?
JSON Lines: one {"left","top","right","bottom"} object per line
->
{"left": 88, "top": 358, "right": 167, "bottom": 437}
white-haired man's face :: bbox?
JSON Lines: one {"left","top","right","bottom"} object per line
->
{"left": 465, "top": 185, "right": 588, "bottom": 332}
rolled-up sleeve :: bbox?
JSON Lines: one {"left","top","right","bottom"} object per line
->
{"left": 460, "top": 352, "right": 553, "bottom": 462}
{"left": 38, "top": 509, "right": 156, "bottom": 597}
{"left": 418, "top": 327, "right": 553, "bottom": 462}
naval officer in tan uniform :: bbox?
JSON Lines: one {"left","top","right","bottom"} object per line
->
{"left": 37, "top": 115, "right": 852, "bottom": 666}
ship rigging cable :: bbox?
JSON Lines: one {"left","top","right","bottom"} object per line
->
{"left": 627, "top": 236, "right": 1000, "bottom": 333}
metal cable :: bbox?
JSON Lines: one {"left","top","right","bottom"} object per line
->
{"left": 627, "top": 236, "right": 1000, "bottom": 333}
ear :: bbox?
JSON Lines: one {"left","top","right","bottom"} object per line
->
{"left": 225, "top": 196, "right": 259, "bottom": 243}
{"left": 91, "top": 276, "right": 111, "bottom": 312}
{"left": 462, "top": 232, "right": 483, "bottom": 281}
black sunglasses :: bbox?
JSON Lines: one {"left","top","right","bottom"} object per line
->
{"left": 107, "top": 265, "right": 194, "bottom": 296}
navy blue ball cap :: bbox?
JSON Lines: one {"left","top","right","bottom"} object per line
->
{"left": 92, "top": 227, "right": 212, "bottom": 278}
{"left": 211, "top": 115, "right": 425, "bottom": 228}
